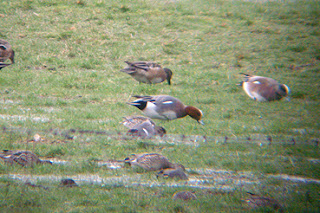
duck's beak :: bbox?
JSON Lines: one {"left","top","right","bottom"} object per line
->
{"left": 198, "top": 120, "right": 204, "bottom": 125}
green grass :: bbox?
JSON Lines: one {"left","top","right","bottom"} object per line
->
{"left": 0, "top": 0, "right": 320, "bottom": 212}
{"left": 0, "top": 177, "right": 319, "bottom": 212}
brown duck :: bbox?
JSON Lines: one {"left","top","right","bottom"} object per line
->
{"left": 0, "top": 150, "right": 52, "bottom": 167}
{"left": 128, "top": 95, "right": 204, "bottom": 124}
{"left": 172, "top": 191, "right": 197, "bottom": 201}
{"left": 0, "top": 39, "right": 14, "bottom": 64}
{"left": 122, "top": 116, "right": 166, "bottom": 137}
{"left": 245, "top": 192, "right": 284, "bottom": 212}
{"left": 120, "top": 61, "right": 172, "bottom": 85}
{"left": 157, "top": 167, "right": 188, "bottom": 180}
{"left": 59, "top": 178, "right": 78, "bottom": 187}
{"left": 240, "top": 73, "right": 290, "bottom": 102}
{"left": 124, "top": 153, "right": 183, "bottom": 171}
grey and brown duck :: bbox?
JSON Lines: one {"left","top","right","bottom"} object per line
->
{"left": 124, "top": 153, "right": 184, "bottom": 172}
{"left": 0, "top": 150, "right": 52, "bottom": 167}
{"left": 120, "top": 61, "right": 172, "bottom": 85}
{"left": 122, "top": 116, "right": 166, "bottom": 138}
{"left": 244, "top": 192, "right": 284, "bottom": 212}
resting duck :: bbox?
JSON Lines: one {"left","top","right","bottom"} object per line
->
{"left": 128, "top": 95, "right": 203, "bottom": 124}
{"left": 245, "top": 192, "right": 283, "bottom": 212}
{"left": 0, "top": 150, "right": 52, "bottom": 167}
{"left": 122, "top": 116, "right": 166, "bottom": 137}
{"left": 124, "top": 153, "right": 184, "bottom": 171}
{"left": 157, "top": 167, "right": 188, "bottom": 180}
{"left": 0, "top": 39, "right": 14, "bottom": 64}
{"left": 120, "top": 61, "right": 172, "bottom": 85}
{"left": 240, "top": 73, "right": 290, "bottom": 102}
{"left": 59, "top": 178, "right": 78, "bottom": 187}
{"left": 172, "top": 191, "right": 197, "bottom": 201}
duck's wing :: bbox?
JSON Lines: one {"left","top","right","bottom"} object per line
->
{"left": 125, "top": 61, "right": 161, "bottom": 71}
{"left": 0, "top": 63, "right": 12, "bottom": 70}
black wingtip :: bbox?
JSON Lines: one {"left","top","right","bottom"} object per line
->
{"left": 0, "top": 63, "right": 12, "bottom": 70}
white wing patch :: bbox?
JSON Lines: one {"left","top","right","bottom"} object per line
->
{"left": 144, "top": 102, "right": 167, "bottom": 119}
{"left": 253, "top": 81, "right": 261, "bottom": 84}
{"left": 142, "top": 128, "right": 149, "bottom": 136}
{"left": 162, "top": 101, "right": 174, "bottom": 105}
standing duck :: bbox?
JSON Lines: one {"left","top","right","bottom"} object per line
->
{"left": 128, "top": 95, "right": 203, "bottom": 124}
{"left": 120, "top": 61, "right": 172, "bottom": 85}
{"left": 0, "top": 150, "right": 52, "bottom": 167}
{"left": 240, "top": 73, "right": 290, "bottom": 102}
{"left": 122, "top": 116, "right": 166, "bottom": 137}
{"left": 0, "top": 39, "right": 14, "bottom": 64}
{"left": 124, "top": 153, "right": 184, "bottom": 171}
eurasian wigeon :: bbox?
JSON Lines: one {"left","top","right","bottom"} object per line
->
{"left": 172, "top": 191, "right": 197, "bottom": 201}
{"left": 124, "top": 153, "right": 184, "bottom": 171}
{"left": 0, "top": 39, "right": 14, "bottom": 64}
{"left": 0, "top": 150, "right": 52, "bottom": 167}
{"left": 244, "top": 192, "right": 283, "bottom": 212}
{"left": 157, "top": 167, "right": 188, "bottom": 180}
{"left": 128, "top": 95, "right": 204, "bottom": 124}
{"left": 240, "top": 73, "right": 290, "bottom": 102}
{"left": 59, "top": 178, "right": 78, "bottom": 187}
{"left": 120, "top": 61, "right": 172, "bottom": 85}
{"left": 122, "top": 116, "right": 166, "bottom": 137}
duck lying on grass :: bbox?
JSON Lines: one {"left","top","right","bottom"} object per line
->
{"left": 156, "top": 167, "right": 188, "bottom": 180}
{"left": 244, "top": 192, "right": 284, "bottom": 212}
{"left": 122, "top": 116, "right": 166, "bottom": 138}
{"left": 240, "top": 73, "right": 290, "bottom": 102}
{"left": 124, "top": 153, "right": 185, "bottom": 172}
{"left": 0, "top": 150, "right": 52, "bottom": 167}
{"left": 172, "top": 191, "right": 197, "bottom": 201}
{"left": 59, "top": 178, "right": 78, "bottom": 187}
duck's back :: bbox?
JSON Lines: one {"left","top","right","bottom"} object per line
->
{"left": 150, "top": 95, "right": 187, "bottom": 119}
{"left": 133, "top": 153, "right": 172, "bottom": 171}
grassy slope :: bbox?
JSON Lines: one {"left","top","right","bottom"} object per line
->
{"left": 0, "top": 0, "right": 319, "bottom": 212}
{"left": 0, "top": 0, "right": 319, "bottom": 136}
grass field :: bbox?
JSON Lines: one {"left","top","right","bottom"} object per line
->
{"left": 0, "top": 0, "right": 319, "bottom": 212}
